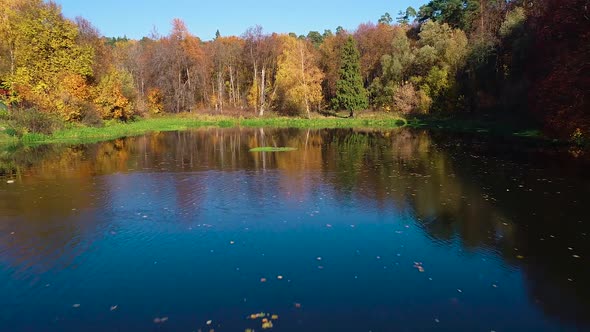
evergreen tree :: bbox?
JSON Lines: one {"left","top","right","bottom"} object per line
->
{"left": 332, "top": 36, "right": 368, "bottom": 117}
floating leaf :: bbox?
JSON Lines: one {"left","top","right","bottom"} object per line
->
{"left": 262, "top": 319, "right": 273, "bottom": 329}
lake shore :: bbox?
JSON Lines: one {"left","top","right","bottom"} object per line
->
{"left": 0, "top": 112, "right": 547, "bottom": 146}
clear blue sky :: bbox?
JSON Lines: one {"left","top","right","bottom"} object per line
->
{"left": 53, "top": 0, "right": 426, "bottom": 40}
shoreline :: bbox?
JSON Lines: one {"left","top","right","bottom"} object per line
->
{"left": 0, "top": 114, "right": 549, "bottom": 147}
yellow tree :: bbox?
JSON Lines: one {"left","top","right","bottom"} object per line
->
{"left": 6, "top": 0, "right": 93, "bottom": 119}
{"left": 93, "top": 68, "right": 135, "bottom": 121}
{"left": 0, "top": 0, "right": 17, "bottom": 78}
{"left": 274, "top": 35, "right": 324, "bottom": 117}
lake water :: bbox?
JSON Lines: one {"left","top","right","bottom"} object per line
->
{"left": 0, "top": 128, "right": 588, "bottom": 331}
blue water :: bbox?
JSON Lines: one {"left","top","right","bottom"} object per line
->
{"left": 0, "top": 128, "right": 588, "bottom": 331}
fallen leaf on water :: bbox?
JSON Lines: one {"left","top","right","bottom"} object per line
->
{"left": 110, "top": 305, "right": 118, "bottom": 311}
{"left": 262, "top": 320, "right": 273, "bottom": 329}
{"left": 413, "top": 262, "right": 425, "bottom": 272}
{"left": 516, "top": 255, "right": 524, "bottom": 259}
{"left": 271, "top": 314, "right": 279, "bottom": 320}
{"left": 72, "top": 304, "right": 80, "bottom": 308}
{"left": 249, "top": 313, "right": 266, "bottom": 320}
{"left": 206, "top": 320, "right": 212, "bottom": 325}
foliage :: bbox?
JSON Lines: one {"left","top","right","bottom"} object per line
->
{"left": 499, "top": 7, "right": 526, "bottom": 38}
{"left": 378, "top": 13, "right": 393, "bottom": 25}
{"left": 0, "top": 0, "right": 587, "bottom": 141}
{"left": 354, "top": 22, "right": 397, "bottom": 84}
{"left": 393, "top": 83, "right": 421, "bottom": 114}
{"left": 418, "top": 0, "right": 481, "bottom": 31}
{"left": 418, "top": 21, "right": 468, "bottom": 72}
{"left": 147, "top": 88, "right": 164, "bottom": 114}
{"left": 93, "top": 68, "right": 135, "bottom": 121}
{"left": 0, "top": 101, "right": 8, "bottom": 120}
{"left": 79, "top": 102, "right": 103, "bottom": 127}
{"left": 274, "top": 36, "right": 324, "bottom": 116}
{"left": 319, "top": 31, "right": 347, "bottom": 103}
{"left": 527, "top": 0, "right": 590, "bottom": 139}
{"left": 9, "top": 107, "right": 63, "bottom": 135}
{"left": 7, "top": 0, "right": 93, "bottom": 119}
{"left": 396, "top": 7, "right": 417, "bottom": 25}
{"left": 369, "top": 28, "right": 414, "bottom": 111}
{"left": 332, "top": 36, "right": 368, "bottom": 116}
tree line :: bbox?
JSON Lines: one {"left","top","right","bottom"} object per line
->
{"left": 0, "top": 0, "right": 588, "bottom": 140}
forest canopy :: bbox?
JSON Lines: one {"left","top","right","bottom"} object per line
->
{"left": 0, "top": 0, "right": 588, "bottom": 140}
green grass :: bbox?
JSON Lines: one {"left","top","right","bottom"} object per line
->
{"left": 0, "top": 112, "right": 550, "bottom": 147}
{"left": 249, "top": 147, "right": 297, "bottom": 152}
{"left": 0, "top": 114, "right": 410, "bottom": 146}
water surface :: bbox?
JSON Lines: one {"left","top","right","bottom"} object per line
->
{"left": 0, "top": 128, "right": 589, "bottom": 331}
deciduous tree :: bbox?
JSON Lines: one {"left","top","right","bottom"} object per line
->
{"left": 274, "top": 35, "right": 324, "bottom": 117}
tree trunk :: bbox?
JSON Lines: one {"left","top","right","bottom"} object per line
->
{"left": 237, "top": 74, "right": 241, "bottom": 110}
{"left": 10, "top": 47, "right": 15, "bottom": 76}
{"left": 259, "top": 66, "right": 266, "bottom": 116}
{"left": 212, "top": 80, "right": 217, "bottom": 111}
{"left": 253, "top": 62, "right": 258, "bottom": 113}
{"left": 217, "top": 71, "right": 223, "bottom": 113}
{"left": 299, "top": 43, "right": 310, "bottom": 118}
{"left": 480, "top": 0, "right": 485, "bottom": 33}
{"left": 177, "top": 71, "right": 182, "bottom": 113}
{"left": 229, "top": 66, "right": 235, "bottom": 107}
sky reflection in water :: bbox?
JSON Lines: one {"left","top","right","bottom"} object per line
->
{"left": 0, "top": 128, "right": 588, "bottom": 331}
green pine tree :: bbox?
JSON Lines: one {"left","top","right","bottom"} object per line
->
{"left": 332, "top": 36, "right": 368, "bottom": 117}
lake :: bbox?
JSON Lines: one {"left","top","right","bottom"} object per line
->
{"left": 0, "top": 127, "right": 588, "bottom": 331}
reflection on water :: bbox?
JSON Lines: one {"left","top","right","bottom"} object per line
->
{"left": 0, "top": 128, "right": 588, "bottom": 331}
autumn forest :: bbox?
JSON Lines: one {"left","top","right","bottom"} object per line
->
{"left": 2, "top": 1, "right": 590, "bottom": 331}
{"left": 0, "top": 0, "right": 588, "bottom": 141}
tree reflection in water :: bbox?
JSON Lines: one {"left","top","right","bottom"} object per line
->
{"left": 0, "top": 127, "right": 588, "bottom": 330}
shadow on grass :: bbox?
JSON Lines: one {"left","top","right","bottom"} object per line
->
{"left": 318, "top": 110, "right": 349, "bottom": 119}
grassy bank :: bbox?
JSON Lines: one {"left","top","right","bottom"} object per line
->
{"left": 0, "top": 112, "right": 549, "bottom": 146}
{"left": 0, "top": 114, "right": 410, "bottom": 146}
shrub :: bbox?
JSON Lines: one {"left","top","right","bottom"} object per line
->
{"left": 0, "top": 108, "right": 8, "bottom": 121}
{"left": 571, "top": 128, "right": 586, "bottom": 146}
{"left": 80, "top": 102, "right": 104, "bottom": 127}
{"left": 393, "top": 83, "right": 420, "bottom": 115}
{"left": 10, "top": 108, "right": 63, "bottom": 135}
{"left": 4, "top": 128, "right": 18, "bottom": 136}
